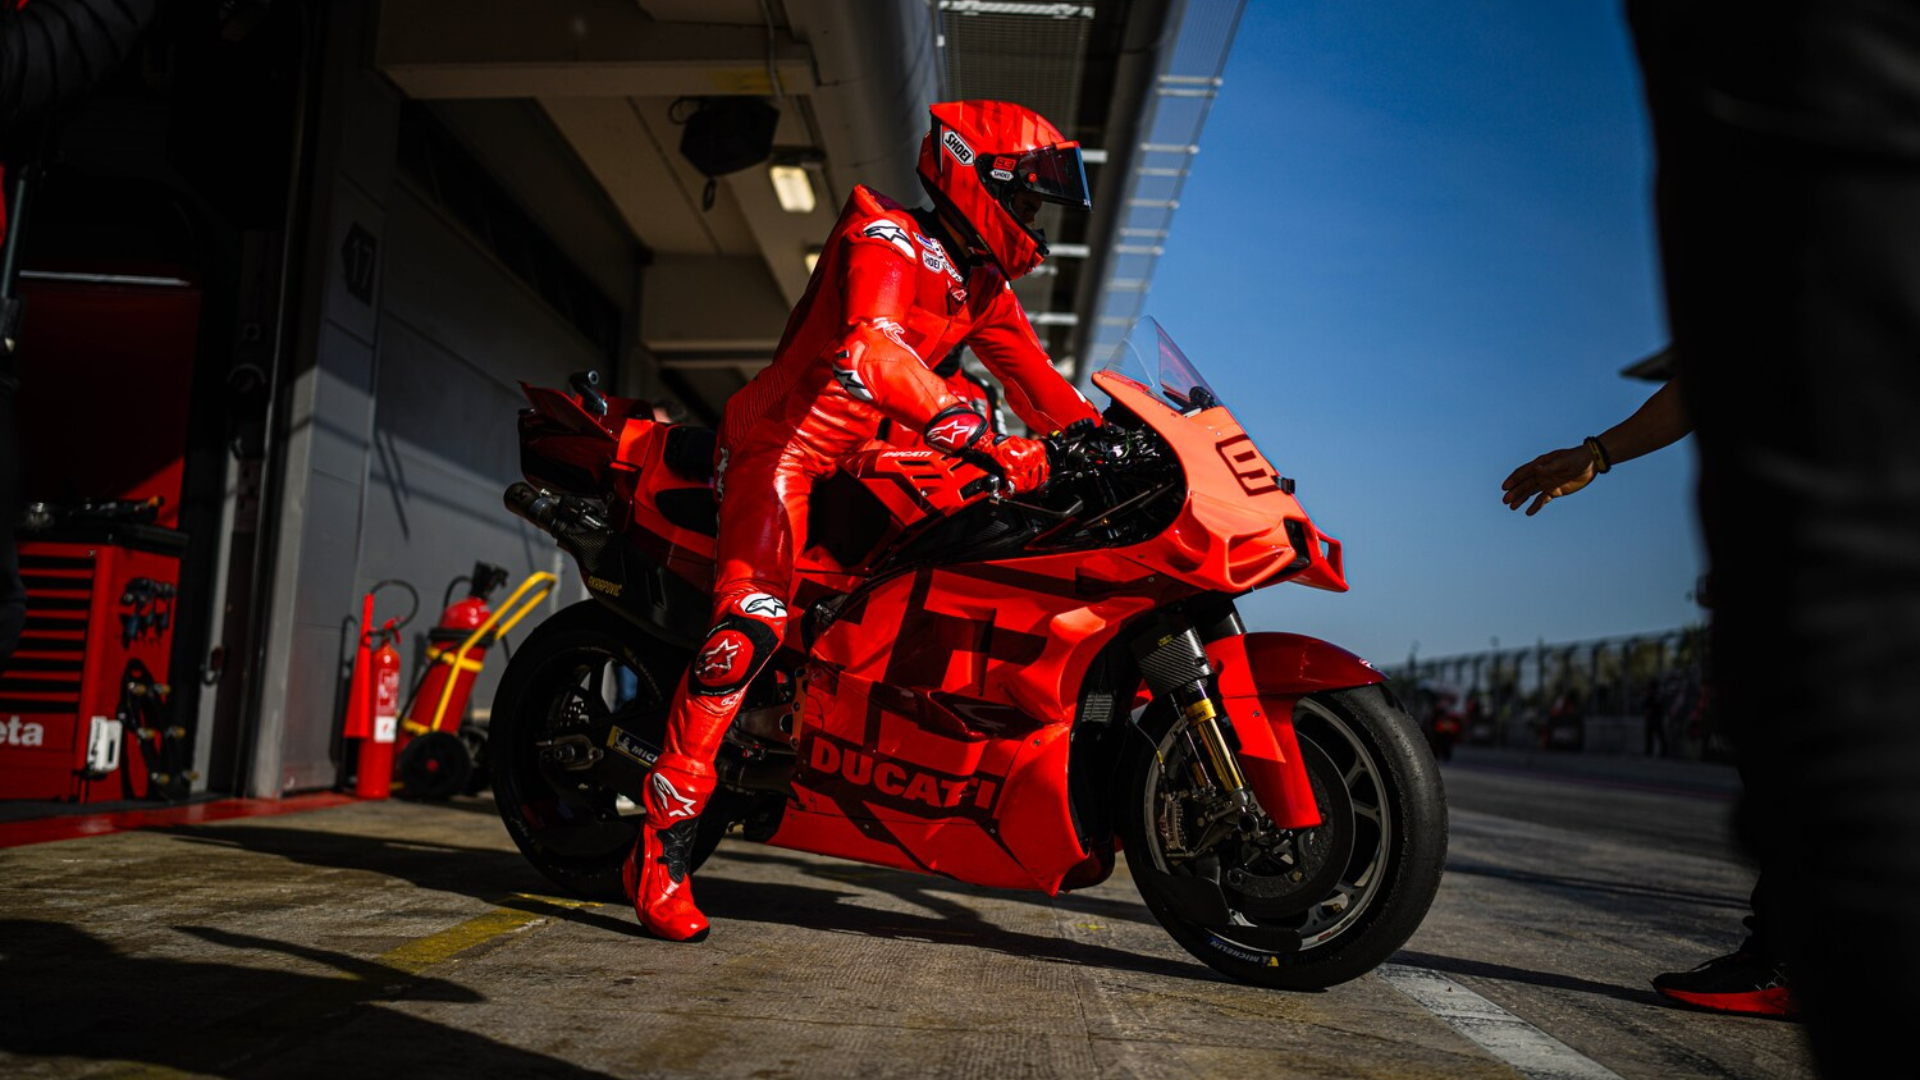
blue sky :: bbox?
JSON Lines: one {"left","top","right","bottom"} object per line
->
{"left": 1138, "top": 1, "right": 1705, "bottom": 666}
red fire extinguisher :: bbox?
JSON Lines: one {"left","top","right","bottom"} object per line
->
{"left": 354, "top": 622, "right": 402, "bottom": 799}
{"left": 344, "top": 582, "right": 416, "bottom": 799}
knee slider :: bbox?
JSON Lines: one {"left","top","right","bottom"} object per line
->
{"left": 689, "top": 595, "right": 786, "bottom": 699}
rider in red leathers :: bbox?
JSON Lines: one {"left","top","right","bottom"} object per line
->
{"left": 625, "top": 101, "right": 1102, "bottom": 942}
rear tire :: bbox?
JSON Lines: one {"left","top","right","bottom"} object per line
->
{"left": 1121, "top": 684, "right": 1447, "bottom": 988}
{"left": 489, "top": 600, "right": 726, "bottom": 901}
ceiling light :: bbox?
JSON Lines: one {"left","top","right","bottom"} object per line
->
{"left": 770, "top": 165, "right": 816, "bottom": 214}
{"left": 804, "top": 247, "right": 822, "bottom": 275}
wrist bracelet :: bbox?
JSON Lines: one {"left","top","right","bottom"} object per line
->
{"left": 1583, "top": 436, "right": 1612, "bottom": 474}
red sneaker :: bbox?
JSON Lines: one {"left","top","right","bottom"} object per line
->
{"left": 1652, "top": 950, "right": 1800, "bottom": 1018}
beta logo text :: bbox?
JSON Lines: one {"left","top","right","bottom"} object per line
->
{"left": 2, "top": 716, "right": 45, "bottom": 747}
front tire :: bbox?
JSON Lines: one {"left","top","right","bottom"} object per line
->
{"left": 489, "top": 600, "right": 725, "bottom": 900}
{"left": 1121, "top": 684, "right": 1447, "bottom": 988}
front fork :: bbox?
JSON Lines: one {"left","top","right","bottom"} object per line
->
{"left": 1132, "top": 606, "right": 1259, "bottom": 816}
{"left": 1132, "top": 601, "right": 1329, "bottom": 835}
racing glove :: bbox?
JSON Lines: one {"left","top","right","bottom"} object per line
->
{"left": 975, "top": 434, "right": 1050, "bottom": 496}
{"left": 922, "top": 402, "right": 1050, "bottom": 496}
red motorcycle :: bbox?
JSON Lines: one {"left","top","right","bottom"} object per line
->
{"left": 492, "top": 318, "right": 1446, "bottom": 988}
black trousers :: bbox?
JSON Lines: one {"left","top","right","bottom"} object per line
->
{"left": 1629, "top": 0, "right": 1920, "bottom": 1071}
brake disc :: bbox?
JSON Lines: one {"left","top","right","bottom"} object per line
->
{"left": 1223, "top": 736, "right": 1354, "bottom": 919}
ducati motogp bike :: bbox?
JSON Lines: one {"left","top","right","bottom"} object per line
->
{"left": 491, "top": 317, "right": 1447, "bottom": 988}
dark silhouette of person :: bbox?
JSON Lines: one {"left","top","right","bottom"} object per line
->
{"left": 1626, "top": 0, "right": 1920, "bottom": 1068}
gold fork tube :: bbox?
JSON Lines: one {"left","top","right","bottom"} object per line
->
{"left": 1183, "top": 696, "right": 1248, "bottom": 793}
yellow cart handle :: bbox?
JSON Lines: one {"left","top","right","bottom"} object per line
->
{"left": 426, "top": 571, "right": 557, "bottom": 732}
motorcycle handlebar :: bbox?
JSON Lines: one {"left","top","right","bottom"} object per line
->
{"left": 1044, "top": 418, "right": 1156, "bottom": 486}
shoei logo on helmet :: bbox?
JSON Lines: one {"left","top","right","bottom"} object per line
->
{"left": 990, "top": 155, "right": 1016, "bottom": 182}
{"left": 942, "top": 129, "right": 975, "bottom": 166}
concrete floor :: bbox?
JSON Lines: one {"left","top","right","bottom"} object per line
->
{"left": 3, "top": 744, "right": 1822, "bottom": 1080}
{"left": 1, "top": 794, "right": 1516, "bottom": 1080}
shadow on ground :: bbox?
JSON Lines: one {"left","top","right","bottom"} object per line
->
{"left": 0, "top": 919, "right": 619, "bottom": 1079}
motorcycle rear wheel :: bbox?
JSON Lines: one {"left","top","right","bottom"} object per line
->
{"left": 489, "top": 599, "right": 725, "bottom": 901}
{"left": 1120, "top": 684, "right": 1447, "bottom": 988}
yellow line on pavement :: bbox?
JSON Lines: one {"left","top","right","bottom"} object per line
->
{"left": 374, "top": 906, "right": 547, "bottom": 976}
{"left": 88, "top": 897, "right": 603, "bottom": 1080}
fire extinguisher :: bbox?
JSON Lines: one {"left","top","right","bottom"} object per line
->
{"left": 395, "top": 562, "right": 511, "bottom": 800}
{"left": 343, "top": 581, "right": 416, "bottom": 799}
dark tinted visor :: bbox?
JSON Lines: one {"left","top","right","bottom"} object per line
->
{"left": 982, "top": 143, "right": 1091, "bottom": 209}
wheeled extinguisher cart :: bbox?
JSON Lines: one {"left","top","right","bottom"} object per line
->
{"left": 393, "top": 564, "right": 554, "bottom": 800}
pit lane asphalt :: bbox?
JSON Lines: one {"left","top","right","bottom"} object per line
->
{"left": 0, "top": 746, "right": 1814, "bottom": 1080}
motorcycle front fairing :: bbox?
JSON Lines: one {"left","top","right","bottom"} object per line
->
{"left": 1086, "top": 369, "right": 1344, "bottom": 596}
{"left": 1089, "top": 324, "right": 1383, "bottom": 830}
{"left": 769, "top": 352, "right": 1376, "bottom": 887}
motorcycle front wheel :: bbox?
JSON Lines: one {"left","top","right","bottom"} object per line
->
{"left": 489, "top": 599, "right": 725, "bottom": 901}
{"left": 1120, "top": 684, "right": 1447, "bottom": 988}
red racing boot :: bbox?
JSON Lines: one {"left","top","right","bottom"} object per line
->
{"left": 623, "top": 752, "right": 716, "bottom": 942}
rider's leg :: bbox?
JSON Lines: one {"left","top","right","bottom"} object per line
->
{"left": 628, "top": 449, "right": 802, "bottom": 942}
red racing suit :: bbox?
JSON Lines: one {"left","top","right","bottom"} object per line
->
{"left": 645, "top": 185, "right": 1099, "bottom": 812}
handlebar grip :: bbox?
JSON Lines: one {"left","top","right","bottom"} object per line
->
{"left": 960, "top": 474, "right": 1003, "bottom": 500}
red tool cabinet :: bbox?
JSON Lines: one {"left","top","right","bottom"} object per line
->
{"left": 0, "top": 526, "right": 188, "bottom": 803}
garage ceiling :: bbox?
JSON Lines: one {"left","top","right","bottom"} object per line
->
{"left": 374, "top": 0, "right": 1189, "bottom": 426}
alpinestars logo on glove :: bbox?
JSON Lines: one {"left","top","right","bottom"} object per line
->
{"left": 927, "top": 415, "right": 981, "bottom": 451}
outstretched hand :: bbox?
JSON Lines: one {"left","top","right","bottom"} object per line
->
{"left": 1502, "top": 447, "right": 1596, "bottom": 515}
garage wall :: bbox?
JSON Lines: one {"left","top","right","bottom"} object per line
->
{"left": 248, "top": 1, "right": 638, "bottom": 796}
{"left": 356, "top": 182, "right": 608, "bottom": 733}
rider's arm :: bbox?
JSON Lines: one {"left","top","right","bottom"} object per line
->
{"left": 831, "top": 227, "right": 988, "bottom": 454}
{"left": 966, "top": 281, "right": 1101, "bottom": 434}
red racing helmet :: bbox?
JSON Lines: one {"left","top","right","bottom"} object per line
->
{"left": 916, "top": 100, "right": 1091, "bottom": 279}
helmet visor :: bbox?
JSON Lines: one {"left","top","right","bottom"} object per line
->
{"left": 982, "top": 143, "right": 1091, "bottom": 209}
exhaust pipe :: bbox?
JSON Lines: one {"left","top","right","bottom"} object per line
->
{"left": 504, "top": 482, "right": 562, "bottom": 532}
